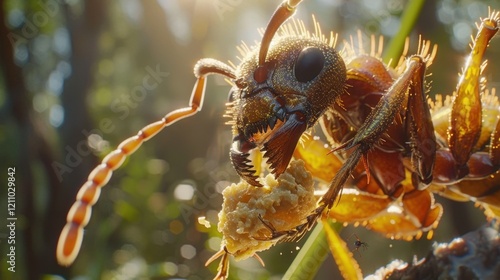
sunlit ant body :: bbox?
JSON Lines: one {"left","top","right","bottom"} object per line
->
{"left": 55, "top": 0, "right": 500, "bottom": 278}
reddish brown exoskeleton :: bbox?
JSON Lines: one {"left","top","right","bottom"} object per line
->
{"left": 56, "top": 0, "right": 500, "bottom": 279}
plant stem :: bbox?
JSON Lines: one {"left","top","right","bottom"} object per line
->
{"left": 283, "top": 221, "right": 341, "bottom": 279}
{"left": 382, "top": 0, "right": 427, "bottom": 63}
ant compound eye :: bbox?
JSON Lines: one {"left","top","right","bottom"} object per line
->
{"left": 294, "top": 47, "right": 325, "bottom": 83}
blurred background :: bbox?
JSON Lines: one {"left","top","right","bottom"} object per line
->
{"left": 0, "top": 0, "right": 499, "bottom": 279}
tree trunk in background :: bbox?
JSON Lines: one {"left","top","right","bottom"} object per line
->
{"left": 46, "top": 0, "right": 108, "bottom": 276}
{"left": 0, "top": 3, "right": 64, "bottom": 279}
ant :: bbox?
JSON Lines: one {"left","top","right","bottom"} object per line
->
{"left": 348, "top": 234, "right": 368, "bottom": 257}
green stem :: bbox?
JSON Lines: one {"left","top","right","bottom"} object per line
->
{"left": 382, "top": 0, "right": 427, "bottom": 63}
{"left": 283, "top": 221, "right": 341, "bottom": 279}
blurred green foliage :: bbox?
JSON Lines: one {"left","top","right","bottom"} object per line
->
{"left": 0, "top": 0, "right": 498, "bottom": 279}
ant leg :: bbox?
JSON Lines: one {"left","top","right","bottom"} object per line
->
{"left": 347, "top": 233, "right": 360, "bottom": 242}
{"left": 269, "top": 51, "right": 441, "bottom": 242}
{"left": 56, "top": 59, "right": 236, "bottom": 266}
{"left": 319, "top": 53, "right": 435, "bottom": 207}
{"left": 403, "top": 43, "right": 438, "bottom": 187}
{"left": 448, "top": 11, "right": 499, "bottom": 167}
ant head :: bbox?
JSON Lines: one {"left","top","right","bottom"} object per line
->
{"left": 226, "top": 6, "right": 346, "bottom": 186}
